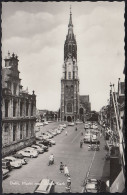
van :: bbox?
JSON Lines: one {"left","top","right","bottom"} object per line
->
{"left": 34, "top": 179, "right": 55, "bottom": 193}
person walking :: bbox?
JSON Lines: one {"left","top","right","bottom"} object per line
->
{"left": 80, "top": 140, "right": 83, "bottom": 148}
{"left": 66, "top": 177, "right": 71, "bottom": 192}
{"left": 59, "top": 162, "right": 64, "bottom": 173}
{"left": 64, "top": 165, "right": 69, "bottom": 176}
{"left": 65, "top": 131, "right": 67, "bottom": 136}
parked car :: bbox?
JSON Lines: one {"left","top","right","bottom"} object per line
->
{"left": 2, "top": 159, "right": 12, "bottom": 171}
{"left": 84, "top": 179, "right": 101, "bottom": 193}
{"left": 31, "top": 145, "right": 44, "bottom": 154}
{"left": 4, "top": 156, "right": 22, "bottom": 168}
{"left": 17, "top": 149, "right": 38, "bottom": 158}
{"left": 25, "top": 147, "right": 39, "bottom": 154}
{"left": 13, "top": 153, "right": 27, "bottom": 164}
{"left": 2, "top": 168, "right": 10, "bottom": 179}
{"left": 38, "top": 139, "right": 52, "bottom": 147}
{"left": 47, "top": 131, "right": 55, "bottom": 137}
{"left": 46, "top": 139, "right": 56, "bottom": 145}
{"left": 43, "top": 121, "right": 49, "bottom": 125}
{"left": 68, "top": 122, "right": 75, "bottom": 126}
{"left": 34, "top": 179, "right": 55, "bottom": 193}
{"left": 36, "top": 143, "right": 48, "bottom": 152}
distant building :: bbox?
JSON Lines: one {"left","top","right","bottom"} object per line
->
{"left": 2, "top": 52, "right": 36, "bottom": 156}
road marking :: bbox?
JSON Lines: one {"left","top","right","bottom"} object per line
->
{"left": 71, "top": 130, "right": 82, "bottom": 143}
{"left": 81, "top": 150, "right": 96, "bottom": 193}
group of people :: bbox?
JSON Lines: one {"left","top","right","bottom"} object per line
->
{"left": 59, "top": 162, "right": 71, "bottom": 192}
{"left": 59, "top": 162, "right": 70, "bottom": 176}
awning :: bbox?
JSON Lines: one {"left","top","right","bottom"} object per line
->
{"left": 110, "top": 169, "right": 125, "bottom": 192}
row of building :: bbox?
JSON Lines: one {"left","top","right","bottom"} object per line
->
{"left": 2, "top": 52, "right": 36, "bottom": 157}
{"left": 99, "top": 78, "right": 125, "bottom": 192}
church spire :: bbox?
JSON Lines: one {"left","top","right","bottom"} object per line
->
{"left": 68, "top": 5, "right": 73, "bottom": 27}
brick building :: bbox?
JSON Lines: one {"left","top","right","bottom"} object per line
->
{"left": 2, "top": 52, "right": 36, "bottom": 157}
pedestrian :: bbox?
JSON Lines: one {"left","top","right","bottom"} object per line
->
{"left": 80, "top": 140, "right": 83, "bottom": 148}
{"left": 59, "top": 162, "right": 64, "bottom": 173}
{"left": 65, "top": 131, "right": 67, "bottom": 136}
{"left": 64, "top": 165, "right": 69, "bottom": 176}
{"left": 66, "top": 177, "right": 71, "bottom": 192}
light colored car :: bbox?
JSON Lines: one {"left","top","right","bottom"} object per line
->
{"left": 43, "top": 121, "right": 49, "bottom": 125}
{"left": 68, "top": 122, "right": 75, "bottom": 126}
{"left": 25, "top": 147, "right": 39, "bottom": 154}
{"left": 34, "top": 179, "right": 55, "bottom": 193}
{"left": 4, "top": 156, "right": 22, "bottom": 168}
{"left": 56, "top": 129, "right": 61, "bottom": 134}
{"left": 31, "top": 145, "right": 44, "bottom": 154}
{"left": 2, "top": 168, "right": 10, "bottom": 179}
{"left": 17, "top": 149, "right": 38, "bottom": 158}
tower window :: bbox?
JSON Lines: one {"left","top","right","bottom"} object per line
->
{"left": 67, "top": 103, "right": 72, "bottom": 112}
{"left": 68, "top": 72, "right": 71, "bottom": 79}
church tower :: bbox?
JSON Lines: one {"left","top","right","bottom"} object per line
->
{"left": 61, "top": 7, "right": 80, "bottom": 122}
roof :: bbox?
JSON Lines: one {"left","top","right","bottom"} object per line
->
{"left": 35, "top": 179, "right": 54, "bottom": 193}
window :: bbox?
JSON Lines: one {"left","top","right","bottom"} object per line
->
{"left": 4, "top": 125, "right": 9, "bottom": 145}
{"left": 5, "top": 100, "right": 9, "bottom": 117}
{"left": 26, "top": 102, "right": 29, "bottom": 116}
{"left": 13, "top": 83, "right": 17, "bottom": 95}
{"left": 13, "top": 125, "right": 16, "bottom": 141}
{"left": 20, "top": 124, "right": 23, "bottom": 139}
{"left": 67, "top": 103, "right": 72, "bottom": 112}
{"left": 31, "top": 104, "right": 33, "bottom": 116}
{"left": 26, "top": 123, "right": 29, "bottom": 137}
{"left": 31, "top": 123, "right": 34, "bottom": 136}
{"left": 20, "top": 102, "right": 23, "bottom": 116}
{"left": 68, "top": 72, "right": 71, "bottom": 79}
{"left": 13, "top": 101, "right": 16, "bottom": 117}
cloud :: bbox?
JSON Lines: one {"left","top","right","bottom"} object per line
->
{"left": 2, "top": 2, "right": 125, "bottom": 111}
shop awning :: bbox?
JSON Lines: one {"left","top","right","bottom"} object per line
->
{"left": 110, "top": 169, "right": 125, "bottom": 192}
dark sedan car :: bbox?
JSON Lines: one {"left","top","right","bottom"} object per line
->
{"left": 38, "top": 139, "right": 52, "bottom": 147}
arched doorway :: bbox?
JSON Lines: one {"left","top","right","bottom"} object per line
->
{"left": 67, "top": 116, "right": 72, "bottom": 122}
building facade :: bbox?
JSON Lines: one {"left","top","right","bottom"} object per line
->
{"left": 2, "top": 52, "right": 36, "bottom": 157}
{"left": 61, "top": 9, "right": 80, "bottom": 122}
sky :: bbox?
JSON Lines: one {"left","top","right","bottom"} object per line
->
{"left": 2, "top": 1, "right": 125, "bottom": 111}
